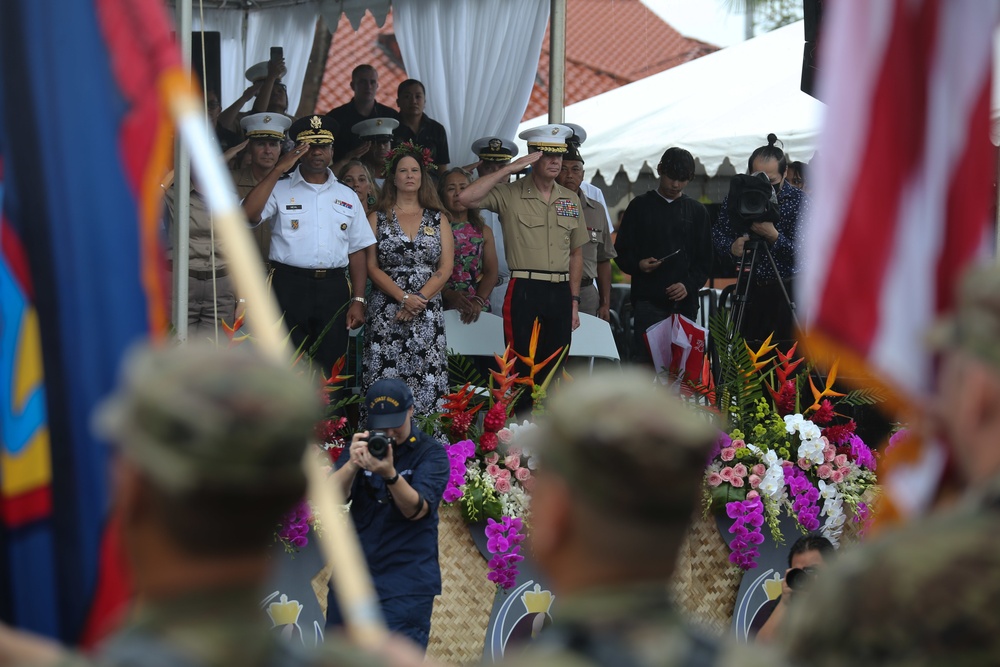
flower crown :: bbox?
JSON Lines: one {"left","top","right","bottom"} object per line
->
{"left": 384, "top": 140, "right": 434, "bottom": 175}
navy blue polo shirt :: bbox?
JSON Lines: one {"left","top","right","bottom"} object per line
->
{"left": 335, "top": 424, "right": 450, "bottom": 600}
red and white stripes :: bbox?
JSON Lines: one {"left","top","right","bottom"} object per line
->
{"left": 799, "top": 0, "right": 998, "bottom": 397}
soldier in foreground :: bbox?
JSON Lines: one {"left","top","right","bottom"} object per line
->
{"left": 782, "top": 264, "right": 1000, "bottom": 665}
{"left": 501, "top": 370, "right": 777, "bottom": 667}
{"left": 0, "top": 343, "right": 400, "bottom": 666}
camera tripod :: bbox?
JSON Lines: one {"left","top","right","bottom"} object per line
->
{"left": 729, "top": 235, "right": 800, "bottom": 340}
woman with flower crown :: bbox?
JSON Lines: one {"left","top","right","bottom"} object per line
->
{"left": 362, "top": 141, "right": 454, "bottom": 419}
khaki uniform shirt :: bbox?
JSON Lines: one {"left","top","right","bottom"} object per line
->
{"left": 481, "top": 176, "right": 588, "bottom": 273}
{"left": 232, "top": 166, "right": 270, "bottom": 264}
{"left": 579, "top": 191, "right": 617, "bottom": 281}
{"left": 164, "top": 187, "right": 226, "bottom": 273}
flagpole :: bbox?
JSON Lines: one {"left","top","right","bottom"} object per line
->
{"left": 163, "top": 74, "right": 388, "bottom": 650}
{"left": 172, "top": 0, "right": 191, "bottom": 342}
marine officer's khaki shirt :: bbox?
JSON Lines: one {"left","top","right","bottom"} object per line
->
{"left": 480, "top": 176, "right": 588, "bottom": 273}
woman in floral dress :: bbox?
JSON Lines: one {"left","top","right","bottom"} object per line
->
{"left": 438, "top": 168, "right": 499, "bottom": 324}
{"left": 363, "top": 142, "right": 454, "bottom": 418}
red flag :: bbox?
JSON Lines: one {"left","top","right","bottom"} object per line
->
{"left": 800, "top": 0, "right": 997, "bottom": 401}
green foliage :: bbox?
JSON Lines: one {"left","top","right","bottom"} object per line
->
{"left": 447, "top": 351, "right": 488, "bottom": 391}
{"left": 839, "top": 387, "right": 886, "bottom": 407}
{"left": 707, "top": 313, "right": 766, "bottom": 430}
{"left": 458, "top": 479, "right": 503, "bottom": 524}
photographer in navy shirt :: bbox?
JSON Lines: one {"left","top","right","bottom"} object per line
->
{"left": 328, "top": 379, "right": 449, "bottom": 650}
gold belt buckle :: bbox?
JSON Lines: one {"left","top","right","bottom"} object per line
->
{"left": 314, "top": 269, "right": 327, "bottom": 278}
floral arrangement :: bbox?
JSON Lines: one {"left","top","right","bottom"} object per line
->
{"left": 698, "top": 321, "right": 881, "bottom": 570}
{"left": 435, "top": 325, "right": 565, "bottom": 590}
{"left": 384, "top": 140, "right": 434, "bottom": 175}
{"left": 486, "top": 517, "right": 526, "bottom": 589}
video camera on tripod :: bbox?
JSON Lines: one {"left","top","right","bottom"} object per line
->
{"left": 726, "top": 171, "right": 780, "bottom": 234}
{"left": 725, "top": 171, "right": 798, "bottom": 339}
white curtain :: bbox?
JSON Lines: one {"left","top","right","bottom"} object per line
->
{"left": 246, "top": 5, "right": 319, "bottom": 115}
{"left": 393, "top": 0, "right": 549, "bottom": 166}
{"left": 191, "top": 4, "right": 317, "bottom": 115}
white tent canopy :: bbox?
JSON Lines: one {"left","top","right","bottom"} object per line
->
{"left": 518, "top": 21, "right": 825, "bottom": 180}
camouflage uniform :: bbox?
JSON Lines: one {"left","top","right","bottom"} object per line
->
{"left": 500, "top": 371, "right": 783, "bottom": 667}
{"left": 50, "top": 343, "right": 382, "bottom": 667}
{"left": 502, "top": 586, "right": 774, "bottom": 667}
{"left": 783, "top": 480, "right": 1000, "bottom": 666}
{"left": 783, "top": 265, "right": 1000, "bottom": 666}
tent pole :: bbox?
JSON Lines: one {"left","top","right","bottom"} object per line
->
{"left": 548, "top": 0, "right": 566, "bottom": 123}
{"left": 172, "top": 0, "right": 192, "bottom": 342}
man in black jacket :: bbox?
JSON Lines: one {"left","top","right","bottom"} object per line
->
{"left": 614, "top": 147, "right": 711, "bottom": 365}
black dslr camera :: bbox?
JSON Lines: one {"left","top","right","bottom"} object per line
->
{"left": 365, "top": 430, "right": 394, "bottom": 459}
{"left": 726, "top": 172, "right": 780, "bottom": 235}
{"left": 785, "top": 565, "right": 818, "bottom": 591}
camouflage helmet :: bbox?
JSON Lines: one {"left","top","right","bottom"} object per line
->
{"left": 526, "top": 369, "right": 716, "bottom": 524}
{"left": 94, "top": 342, "right": 322, "bottom": 493}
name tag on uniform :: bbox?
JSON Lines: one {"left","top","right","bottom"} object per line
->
{"left": 334, "top": 199, "right": 354, "bottom": 210}
{"left": 555, "top": 198, "right": 580, "bottom": 218}
{"left": 285, "top": 204, "right": 302, "bottom": 211}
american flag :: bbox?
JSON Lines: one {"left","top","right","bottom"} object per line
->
{"left": 798, "top": 0, "right": 999, "bottom": 518}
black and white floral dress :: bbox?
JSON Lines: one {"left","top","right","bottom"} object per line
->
{"left": 363, "top": 208, "right": 448, "bottom": 418}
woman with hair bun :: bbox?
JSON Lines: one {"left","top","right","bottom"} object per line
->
{"left": 712, "top": 133, "right": 809, "bottom": 347}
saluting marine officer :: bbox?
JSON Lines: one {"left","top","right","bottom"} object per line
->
{"left": 243, "top": 115, "right": 376, "bottom": 375}
{"left": 459, "top": 125, "right": 587, "bottom": 390}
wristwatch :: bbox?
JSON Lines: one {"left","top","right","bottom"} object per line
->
{"left": 385, "top": 472, "right": 400, "bottom": 485}
{"left": 352, "top": 296, "right": 367, "bottom": 305}
{"left": 571, "top": 295, "right": 581, "bottom": 304}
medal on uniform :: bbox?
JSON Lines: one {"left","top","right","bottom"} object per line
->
{"left": 423, "top": 225, "right": 435, "bottom": 236}
{"left": 340, "top": 223, "right": 348, "bottom": 231}
{"left": 291, "top": 219, "right": 299, "bottom": 230}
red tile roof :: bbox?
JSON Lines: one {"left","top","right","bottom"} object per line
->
{"left": 315, "top": 0, "right": 716, "bottom": 121}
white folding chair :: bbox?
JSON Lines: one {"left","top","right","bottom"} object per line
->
{"left": 443, "top": 310, "right": 506, "bottom": 358}
{"left": 569, "top": 313, "right": 621, "bottom": 373}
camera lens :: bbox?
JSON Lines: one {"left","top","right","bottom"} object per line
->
{"left": 786, "top": 566, "right": 817, "bottom": 591}
{"left": 367, "top": 431, "right": 391, "bottom": 459}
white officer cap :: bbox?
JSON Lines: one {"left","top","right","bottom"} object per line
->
{"left": 518, "top": 124, "right": 573, "bottom": 154}
{"left": 352, "top": 117, "right": 399, "bottom": 142}
{"left": 245, "top": 61, "right": 271, "bottom": 82}
{"left": 240, "top": 112, "right": 292, "bottom": 140}
{"left": 564, "top": 123, "right": 587, "bottom": 146}
{"left": 471, "top": 136, "right": 519, "bottom": 162}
